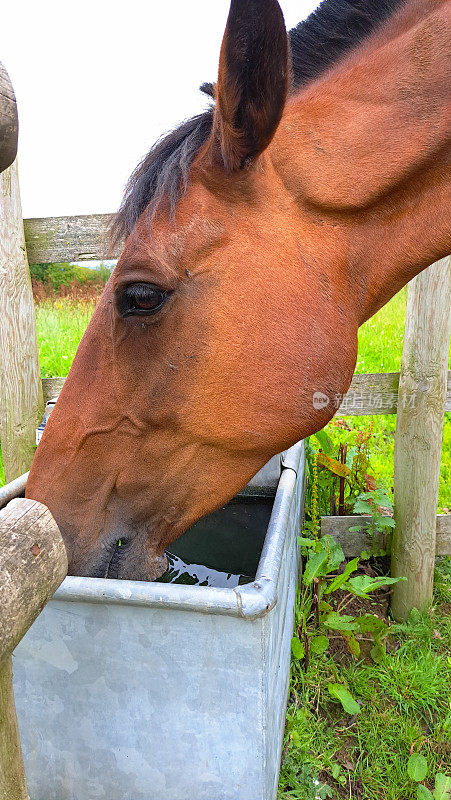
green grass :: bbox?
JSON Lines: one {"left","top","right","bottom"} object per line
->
{"left": 278, "top": 560, "right": 451, "bottom": 799}
{"left": 35, "top": 298, "right": 96, "bottom": 378}
{"left": 356, "top": 287, "right": 410, "bottom": 374}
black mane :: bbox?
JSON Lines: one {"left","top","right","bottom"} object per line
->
{"left": 113, "top": 110, "right": 214, "bottom": 243}
{"left": 113, "top": 0, "right": 405, "bottom": 242}
{"left": 289, "top": 0, "right": 404, "bottom": 88}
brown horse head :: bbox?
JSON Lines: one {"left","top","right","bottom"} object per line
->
{"left": 27, "top": 0, "right": 450, "bottom": 580}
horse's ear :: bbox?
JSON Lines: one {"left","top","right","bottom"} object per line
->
{"left": 211, "top": 0, "right": 289, "bottom": 172}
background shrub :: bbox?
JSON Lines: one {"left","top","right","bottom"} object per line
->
{"left": 30, "top": 261, "right": 112, "bottom": 297}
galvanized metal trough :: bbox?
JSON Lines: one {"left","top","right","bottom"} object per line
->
{"left": 11, "top": 441, "right": 305, "bottom": 800}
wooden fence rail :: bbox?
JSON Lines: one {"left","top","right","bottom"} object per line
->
{"left": 41, "top": 371, "right": 451, "bottom": 414}
{"left": 0, "top": 64, "right": 67, "bottom": 800}
{"left": 24, "top": 213, "right": 121, "bottom": 264}
{"left": 321, "top": 514, "right": 451, "bottom": 558}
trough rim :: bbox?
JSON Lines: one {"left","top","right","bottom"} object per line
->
{"left": 1, "top": 441, "right": 304, "bottom": 620}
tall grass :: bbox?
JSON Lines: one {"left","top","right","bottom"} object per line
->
{"left": 36, "top": 298, "right": 97, "bottom": 378}
{"left": 356, "top": 288, "right": 409, "bottom": 374}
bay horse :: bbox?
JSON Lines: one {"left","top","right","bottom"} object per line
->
{"left": 27, "top": 0, "right": 450, "bottom": 581}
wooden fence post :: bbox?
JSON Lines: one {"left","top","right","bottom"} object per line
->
{"left": 0, "top": 657, "right": 28, "bottom": 800}
{"left": 0, "top": 159, "right": 43, "bottom": 482}
{"left": 0, "top": 498, "right": 67, "bottom": 799}
{"left": 0, "top": 62, "right": 18, "bottom": 174}
{"left": 391, "top": 257, "right": 451, "bottom": 621}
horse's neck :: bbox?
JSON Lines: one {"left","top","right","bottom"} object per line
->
{"left": 351, "top": 151, "right": 450, "bottom": 324}
{"left": 273, "top": 0, "right": 450, "bottom": 323}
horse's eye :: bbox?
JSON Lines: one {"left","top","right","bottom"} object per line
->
{"left": 117, "top": 282, "right": 169, "bottom": 317}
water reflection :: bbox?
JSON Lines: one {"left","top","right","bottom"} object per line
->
{"left": 158, "top": 551, "right": 253, "bottom": 588}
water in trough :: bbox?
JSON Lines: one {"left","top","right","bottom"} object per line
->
{"left": 157, "top": 493, "right": 273, "bottom": 588}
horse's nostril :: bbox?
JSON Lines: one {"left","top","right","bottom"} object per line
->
{"left": 105, "top": 539, "right": 127, "bottom": 579}
{"left": 68, "top": 534, "right": 167, "bottom": 582}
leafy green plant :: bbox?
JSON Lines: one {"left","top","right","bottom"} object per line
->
{"left": 349, "top": 487, "right": 396, "bottom": 555}
{"left": 303, "top": 421, "right": 376, "bottom": 531}
{"left": 433, "top": 774, "right": 451, "bottom": 800}
{"left": 30, "top": 262, "right": 75, "bottom": 290}
{"left": 277, "top": 762, "right": 332, "bottom": 799}
{"left": 279, "top": 288, "right": 450, "bottom": 798}
{"left": 406, "top": 752, "right": 451, "bottom": 799}
{"left": 73, "top": 262, "right": 112, "bottom": 285}
{"left": 294, "top": 531, "right": 406, "bottom": 666}
{"left": 408, "top": 753, "right": 428, "bottom": 781}
{"left": 327, "top": 683, "right": 361, "bottom": 715}
{"left": 281, "top": 569, "right": 450, "bottom": 799}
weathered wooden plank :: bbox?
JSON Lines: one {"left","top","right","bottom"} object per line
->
{"left": 392, "top": 257, "right": 451, "bottom": 620}
{"left": 436, "top": 515, "right": 451, "bottom": 556}
{"left": 0, "top": 62, "right": 18, "bottom": 175}
{"left": 0, "top": 160, "right": 44, "bottom": 482}
{"left": 23, "top": 213, "right": 121, "bottom": 264}
{"left": 336, "top": 372, "right": 400, "bottom": 415}
{"left": 42, "top": 376, "right": 65, "bottom": 404}
{"left": 321, "top": 514, "right": 451, "bottom": 557}
{"left": 42, "top": 371, "right": 451, "bottom": 412}
{"left": 337, "top": 372, "right": 405, "bottom": 415}
{"left": 336, "top": 370, "right": 451, "bottom": 416}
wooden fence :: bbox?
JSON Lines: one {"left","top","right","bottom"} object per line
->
{"left": 38, "top": 370, "right": 451, "bottom": 415}
{"left": 1, "top": 176, "right": 450, "bottom": 622}
{"left": 321, "top": 514, "right": 451, "bottom": 558}
{"left": 0, "top": 61, "right": 68, "bottom": 800}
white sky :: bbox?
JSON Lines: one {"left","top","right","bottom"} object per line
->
{"left": 0, "top": 0, "right": 319, "bottom": 218}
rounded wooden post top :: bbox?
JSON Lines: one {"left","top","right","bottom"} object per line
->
{"left": 0, "top": 61, "right": 18, "bottom": 174}
{"left": 0, "top": 498, "right": 68, "bottom": 664}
